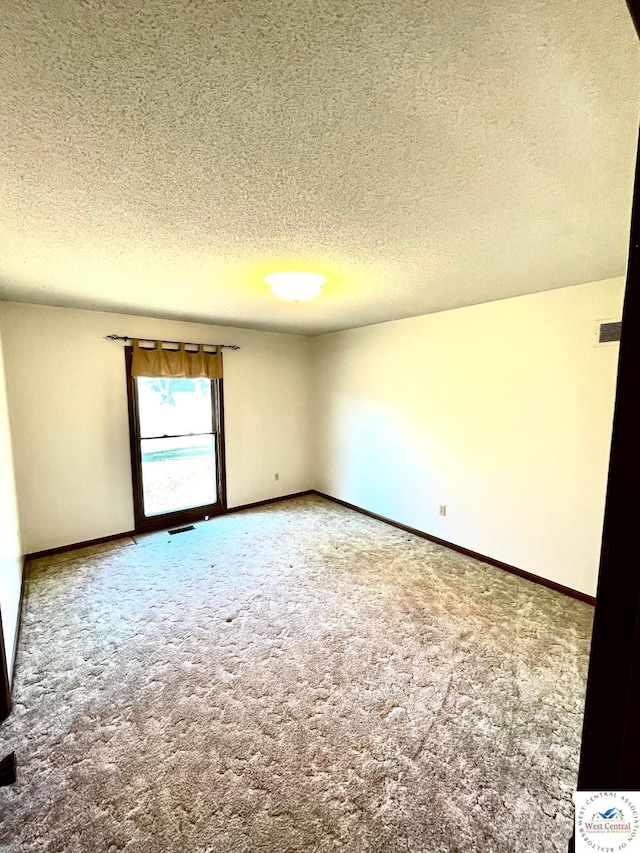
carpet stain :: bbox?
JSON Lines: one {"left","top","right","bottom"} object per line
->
{"left": 0, "top": 495, "right": 592, "bottom": 852}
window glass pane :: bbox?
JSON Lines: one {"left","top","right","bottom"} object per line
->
{"left": 137, "top": 377, "right": 213, "bottom": 438}
{"left": 141, "top": 435, "right": 216, "bottom": 516}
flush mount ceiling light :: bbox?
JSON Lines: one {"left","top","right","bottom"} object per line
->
{"left": 265, "top": 272, "right": 326, "bottom": 302}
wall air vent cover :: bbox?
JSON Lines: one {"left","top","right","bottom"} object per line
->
{"left": 594, "top": 319, "right": 622, "bottom": 346}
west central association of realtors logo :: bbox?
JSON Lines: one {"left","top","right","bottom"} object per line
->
{"left": 593, "top": 808, "right": 625, "bottom": 822}
{"left": 574, "top": 791, "right": 640, "bottom": 851}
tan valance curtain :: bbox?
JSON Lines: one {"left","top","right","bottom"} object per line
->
{"left": 131, "top": 339, "right": 223, "bottom": 379}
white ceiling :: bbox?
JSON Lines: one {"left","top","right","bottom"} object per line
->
{"left": 0, "top": 1, "right": 638, "bottom": 335}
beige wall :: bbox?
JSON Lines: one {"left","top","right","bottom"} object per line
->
{"left": 0, "top": 303, "right": 313, "bottom": 553}
{"left": 311, "top": 277, "right": 624, "bottom": 597}
{"left": 0, "top": 276, "right": 625, "bottom": 597}
{"left": 0, "top": 323, "right": 23, "bottom": 683}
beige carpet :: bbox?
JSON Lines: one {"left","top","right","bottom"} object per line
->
{"left": 0, "top": 495, "right": 592, "bottom": 852}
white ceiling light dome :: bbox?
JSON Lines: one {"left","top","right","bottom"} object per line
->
{"left": 266, "top": 272, "right": 326, "bottom": 302}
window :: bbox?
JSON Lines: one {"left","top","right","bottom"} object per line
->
{"left": 125, "top": 348, "right": 226, "bottom": 532}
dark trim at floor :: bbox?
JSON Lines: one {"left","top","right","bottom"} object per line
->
{"left": 9, "top": 487, "right": 593, "bottom": 722}
{"left": 0, "top": 612, "right": 10, "bottom": 722}
{"left": 25, "top": 530, "right": 137, "bottom": 563}
{"left": 9, "top": 560, "right": 27, "bottom": 692}
{"left": 23, "top": 491, "right": 315, "bottom": 563}
{"left": 22, "top": 489, "right": 596, "bottom": 609}
{"left": 311, "top": 490, "right": 596, "bottom": 606}
{"left": 226, "top": 490, "right": 313, "bottom": 514}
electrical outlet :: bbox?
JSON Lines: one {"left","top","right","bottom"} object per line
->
{"left": 274, "top": 472, "right": 280, "bottom": 481}
{"left": 439, "top": 504, "right": 446, "bottom": 516}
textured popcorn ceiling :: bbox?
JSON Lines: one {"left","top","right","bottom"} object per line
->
{"left": 0, "top": 1, "right": 638, "bottom": 335}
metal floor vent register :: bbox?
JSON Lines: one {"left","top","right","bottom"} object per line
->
{"left": 168, "top": 525, "right": 196, "bottom": 535}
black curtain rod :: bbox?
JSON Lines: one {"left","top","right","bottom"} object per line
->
{"left": 105, "top": 335, "right": 240, "bottom": 350}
